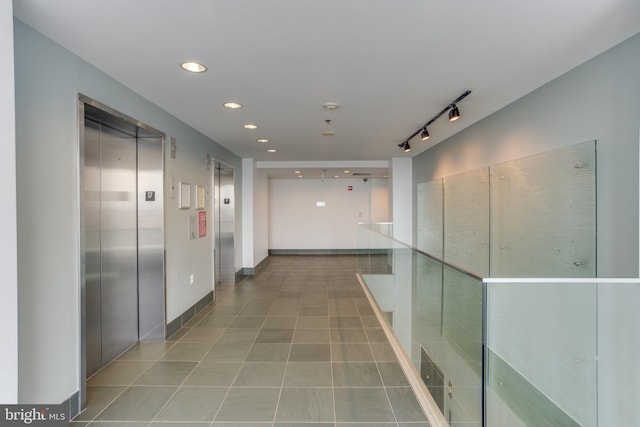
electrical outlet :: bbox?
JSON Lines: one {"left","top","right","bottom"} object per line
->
{"left": 189, "top": 273, "right": 195, "bottom": 285}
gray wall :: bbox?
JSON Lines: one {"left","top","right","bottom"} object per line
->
{"left": 0, "top": 2, "right": 18, "bottom": 403}
{"left": 413, "top": 33, "right": 640, "bottom": 278}
{"left": 14, "top": 19, "right": 241, "bottom": 404}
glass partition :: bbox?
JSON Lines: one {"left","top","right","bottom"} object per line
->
{"left": 357, "top": 224, "right": 640, "bottom": 427}
{"left": 357, "top": 223, "right": 484, "bottom": 426}
{"left": 484, "top": 278, "right": 640, "bottom": 427}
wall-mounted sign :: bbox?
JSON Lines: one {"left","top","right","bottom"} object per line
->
{"left": 224, "top": 198, "right": 231, "bottom": 204}
{"left": 145, "top": 191, "right": 155, "bottom": 201}
{"left": 347, "top": 186, "right": 353, "bottom": 191}
{"left": 198, "top": 211, "right": 207, "bottom": 237}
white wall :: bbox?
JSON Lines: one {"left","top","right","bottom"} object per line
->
{"left": 14, "top": 20, "right": 241, "bottom": 404}
{"left": 269, "top": 178, "right": 388, "bottom": 250}
{"left": 391, "top": 157, "right": 413, "bottom": 245}
{"left": 253, "top": 168, "right": 269, "bottom": 265}
{"left": 0, "top": 2, "right": 17, "bottom": 404}
{"left": 242, "top": 159, "right": 255, "bottom": 268}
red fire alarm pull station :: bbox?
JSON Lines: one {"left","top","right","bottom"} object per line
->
{"left": 348, "top": 185, "right": 353, "bottom": 191}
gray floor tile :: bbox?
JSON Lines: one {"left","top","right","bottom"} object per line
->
{"left": 88, "top": 422, "right": 148, "bottom": 426}
{"left": 370, "top": 343, "right": 397, "bottom": 362}
{"left": 214, "top": 424, "right": 271, "bottom": 427}
{"left": 72, "top": 386, "right": 126, "bottom": 421}
{"left": 80, "top": 256, "right": 428, "bottom": 427}
{"left": 331, "top": 343, "right": 375, "bottom": 362}
{"left": 275, "top": 388, "right": 334, "bottom": 422}
{"left": 196, "top": 315, "right": 236, "bottom": 328}
{"left": 299, "top": 306, "right": 328, "bottom": 316}
{"left": 268, "top": 305, "right": 300, "bottom": 316}
{"left": 293, "top": 329, "right": 331, "bottom": 344}
{"left": 332, "top": 362, "right": 383, "bottom": 387}
{"left": 245, "top": 343, "right": 291, "bottom": 362}
{"left": 331, "top": 328, "right": 368, "bottom": 343}
{"left": 233, "top": 362, "right": 287, "bottom": 386}
{"left": 365, "top": 328, "right": 389, "bottom": 343}
{"left": 337, "top": 423, "right": 397, "bottom": 427}
{"left": 133, "top": 361, "right": 197, "bottom": 385}
{"left": 218, "top": 329, "right": 260, "bottom": 343}
{"left": 203, "top": 342, "right": 252, "bottom": 362}
{"left": 117, "top": 342, "right": 174, "bottom": 361}
{"left": 377, "top": 362, "right": 409, "bottom": 386}
{"left": 386, "top": 387, "right": 428, "bottom": 422}
{"left": 255, "top": 328, "right": 294, "bottom": 343}
{"left": 283, "top": 362, "right": 333, "bottom": 387}
{"left": 96, "top": 386, "right": 176, "bottom": 421}
{"left": 215, "top": 388, "right": 280, "bottom": 421}
{"left": 88, "top": 361, "right": 154, "bottom": 386}
{"left": 330, "top": 316, "right": 363, "bottom": 328}
{"left": 182, "top": 362, "right": 242, "bottom": 386}
{"left": 289, "top": 344, "right": 331, "bottom": 362}
{"left": 179, "top": 327, "right": 226, "bottom": 343}
{"left": 296, "top": 316, "right": 330, "bottom": 329}
{"left": 361, "top": 315, "right": 383, "bottom": 327}
{"left": 229, "top": 316, "right": 266, "bottom": 328}
{"left": 160, "top": 342, "right": 213, "bottom": 361}
{"left": 334, "top": 388, "right": 395, "bottom": 422}
{"left": 155, "top": 386, "right": 228, "bottom": 421}
{"left": 149, "top": 423, "right": 210, "bottom": 427}
{"left": 263, "top": 316, "right": 298, "bottom": 328}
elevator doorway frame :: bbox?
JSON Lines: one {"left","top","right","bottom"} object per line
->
{"left": 77, "top": 95, "right": 167, "bottom": 409}
{"left": 213, "top": 160, "right": 236, "bottom": 284}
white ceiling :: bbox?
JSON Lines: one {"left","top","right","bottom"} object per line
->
{"left": 13, "top": 0, "right": 640, "bottom": 178}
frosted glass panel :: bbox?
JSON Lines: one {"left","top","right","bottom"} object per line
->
{"left": 417, "top": 179, "right": 443, "bottom": 257}
{"left": 485, "top": 280, "right": 597, "bottom": 427}
{"left": 443, "top": 167, "right": 490, "bottom": 277}
{"left": 491, "top": 140, "right": 596, "bottom": 277}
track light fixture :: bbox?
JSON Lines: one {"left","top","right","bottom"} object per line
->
{"left": 397, "top": 90, "right": 471, "bottom": 152}
{"left": 448, "top": 105, "right": 460, "bottom": 121}
{"left": 400, "top": 141, "right": 411, "bottom": 152}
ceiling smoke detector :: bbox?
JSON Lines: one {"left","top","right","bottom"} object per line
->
{"left": 322, "top": 102, "right": 340, "bottom": 111}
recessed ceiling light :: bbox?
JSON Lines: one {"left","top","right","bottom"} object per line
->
{"left": 223, "top": 102, "right": 242, "bottom": 109}
{"left": 180, "top": 61, "right": 207, "bottom": 73}
{"left": 323, "top": 102, "right": 340, "bottom": 111}
{"left": 257, "top": 138, "right": 269, "bottom": 143}
{"left": 267, "top": 149, "right": 277, "bottom": 153}
{"left": 243, "top": 124, "right": 257, "bottom": 130}
{"left": 298, "top": 175, "right": 304, "bottom": 178}
{"left": 334, "top": 175, "right": 340, "bottom": 178}
{"left": 344, "top": 170, "right": 351, "bottom": 174}
{"left": 294, "top": 170, "right": 301, "bottom": 174}
{"left": 321, "top": 131, "right": 336, "bottom": 137}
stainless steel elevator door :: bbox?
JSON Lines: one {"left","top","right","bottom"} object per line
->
{"left": 214, "top": 162, "right": 235, "bottom": 283}
{"left": 84, "top": 119, "right": 139, "bottom": 376}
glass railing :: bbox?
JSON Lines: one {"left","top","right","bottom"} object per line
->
{"left": 357, "top": 223, "right": 484, "bottom": 427}
{"left": 356, "top": 223, "right": 640, "bottom": 427}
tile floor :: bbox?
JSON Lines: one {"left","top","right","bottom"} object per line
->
{"left": 72, "top": 255, "right": 430, "bottom": 427}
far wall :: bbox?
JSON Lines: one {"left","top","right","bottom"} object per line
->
{"left": 269, "top": 178, "right": 389, "bottom": 250}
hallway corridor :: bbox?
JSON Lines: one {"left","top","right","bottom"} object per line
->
{"left": 72, "top": 255, "right": 429, "bottom": 427}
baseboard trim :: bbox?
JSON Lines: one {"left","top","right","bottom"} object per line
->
{"left": 64, "top": 389, "right": 81, "bottom": 420}
{"left": 268, "top": 249, "right": 362, "bottom": 255}
{"left": 166, "top": 290, "right": 214, "bottom": 339}
{"left": 242, "top": 256, "right": 270, "bottom": 276}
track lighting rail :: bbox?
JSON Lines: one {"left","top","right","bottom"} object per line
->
{"left": 398, "top": 90, "right": 471, "bottom": 152}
